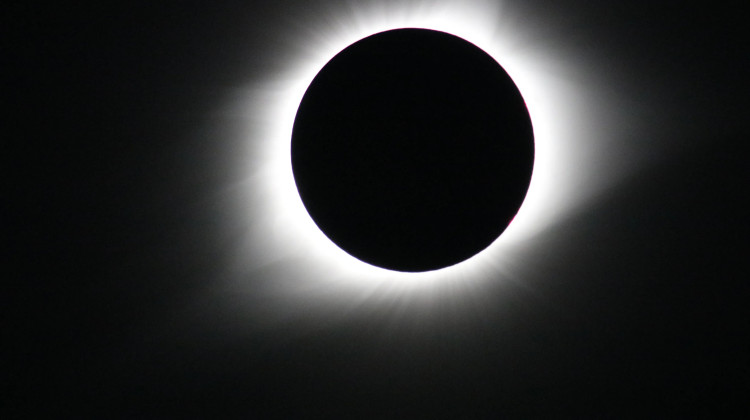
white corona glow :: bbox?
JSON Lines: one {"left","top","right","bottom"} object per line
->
{"left": 225, "top": 0, "right": 632, "bottom": 306}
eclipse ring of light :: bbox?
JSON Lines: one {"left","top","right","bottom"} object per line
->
{"left": 232, "top": 0, "right": 620, "bottom": 295}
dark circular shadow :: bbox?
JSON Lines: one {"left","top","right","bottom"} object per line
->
{"left": 292, "top": 28, "right": 534, "bottom": 272}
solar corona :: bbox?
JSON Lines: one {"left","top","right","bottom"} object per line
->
{"left": 232, "top": 0, "right": 625, "bottom": 297}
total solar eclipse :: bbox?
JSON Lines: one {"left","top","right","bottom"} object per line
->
{"left": 291, "top": 28, "right": 534, "bottom": 272}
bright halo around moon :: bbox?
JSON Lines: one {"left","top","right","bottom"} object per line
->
{"left": 224, "top": 0, "right": 636, "bottom": 304}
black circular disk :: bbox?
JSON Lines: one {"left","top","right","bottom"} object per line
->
{"left": 291, "top": 29, "right": 534, "bottom": 272}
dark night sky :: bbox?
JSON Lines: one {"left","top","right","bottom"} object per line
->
{"left": 6, "top": 1, "right": 747, "bottom": 417}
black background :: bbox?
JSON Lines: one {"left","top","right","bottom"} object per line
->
{"left": 6, "top": 1, "right": 747, "bottom": 417}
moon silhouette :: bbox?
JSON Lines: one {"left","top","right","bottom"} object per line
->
{"left": 292, "top": 28, "right": 534, "bottom": 272}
